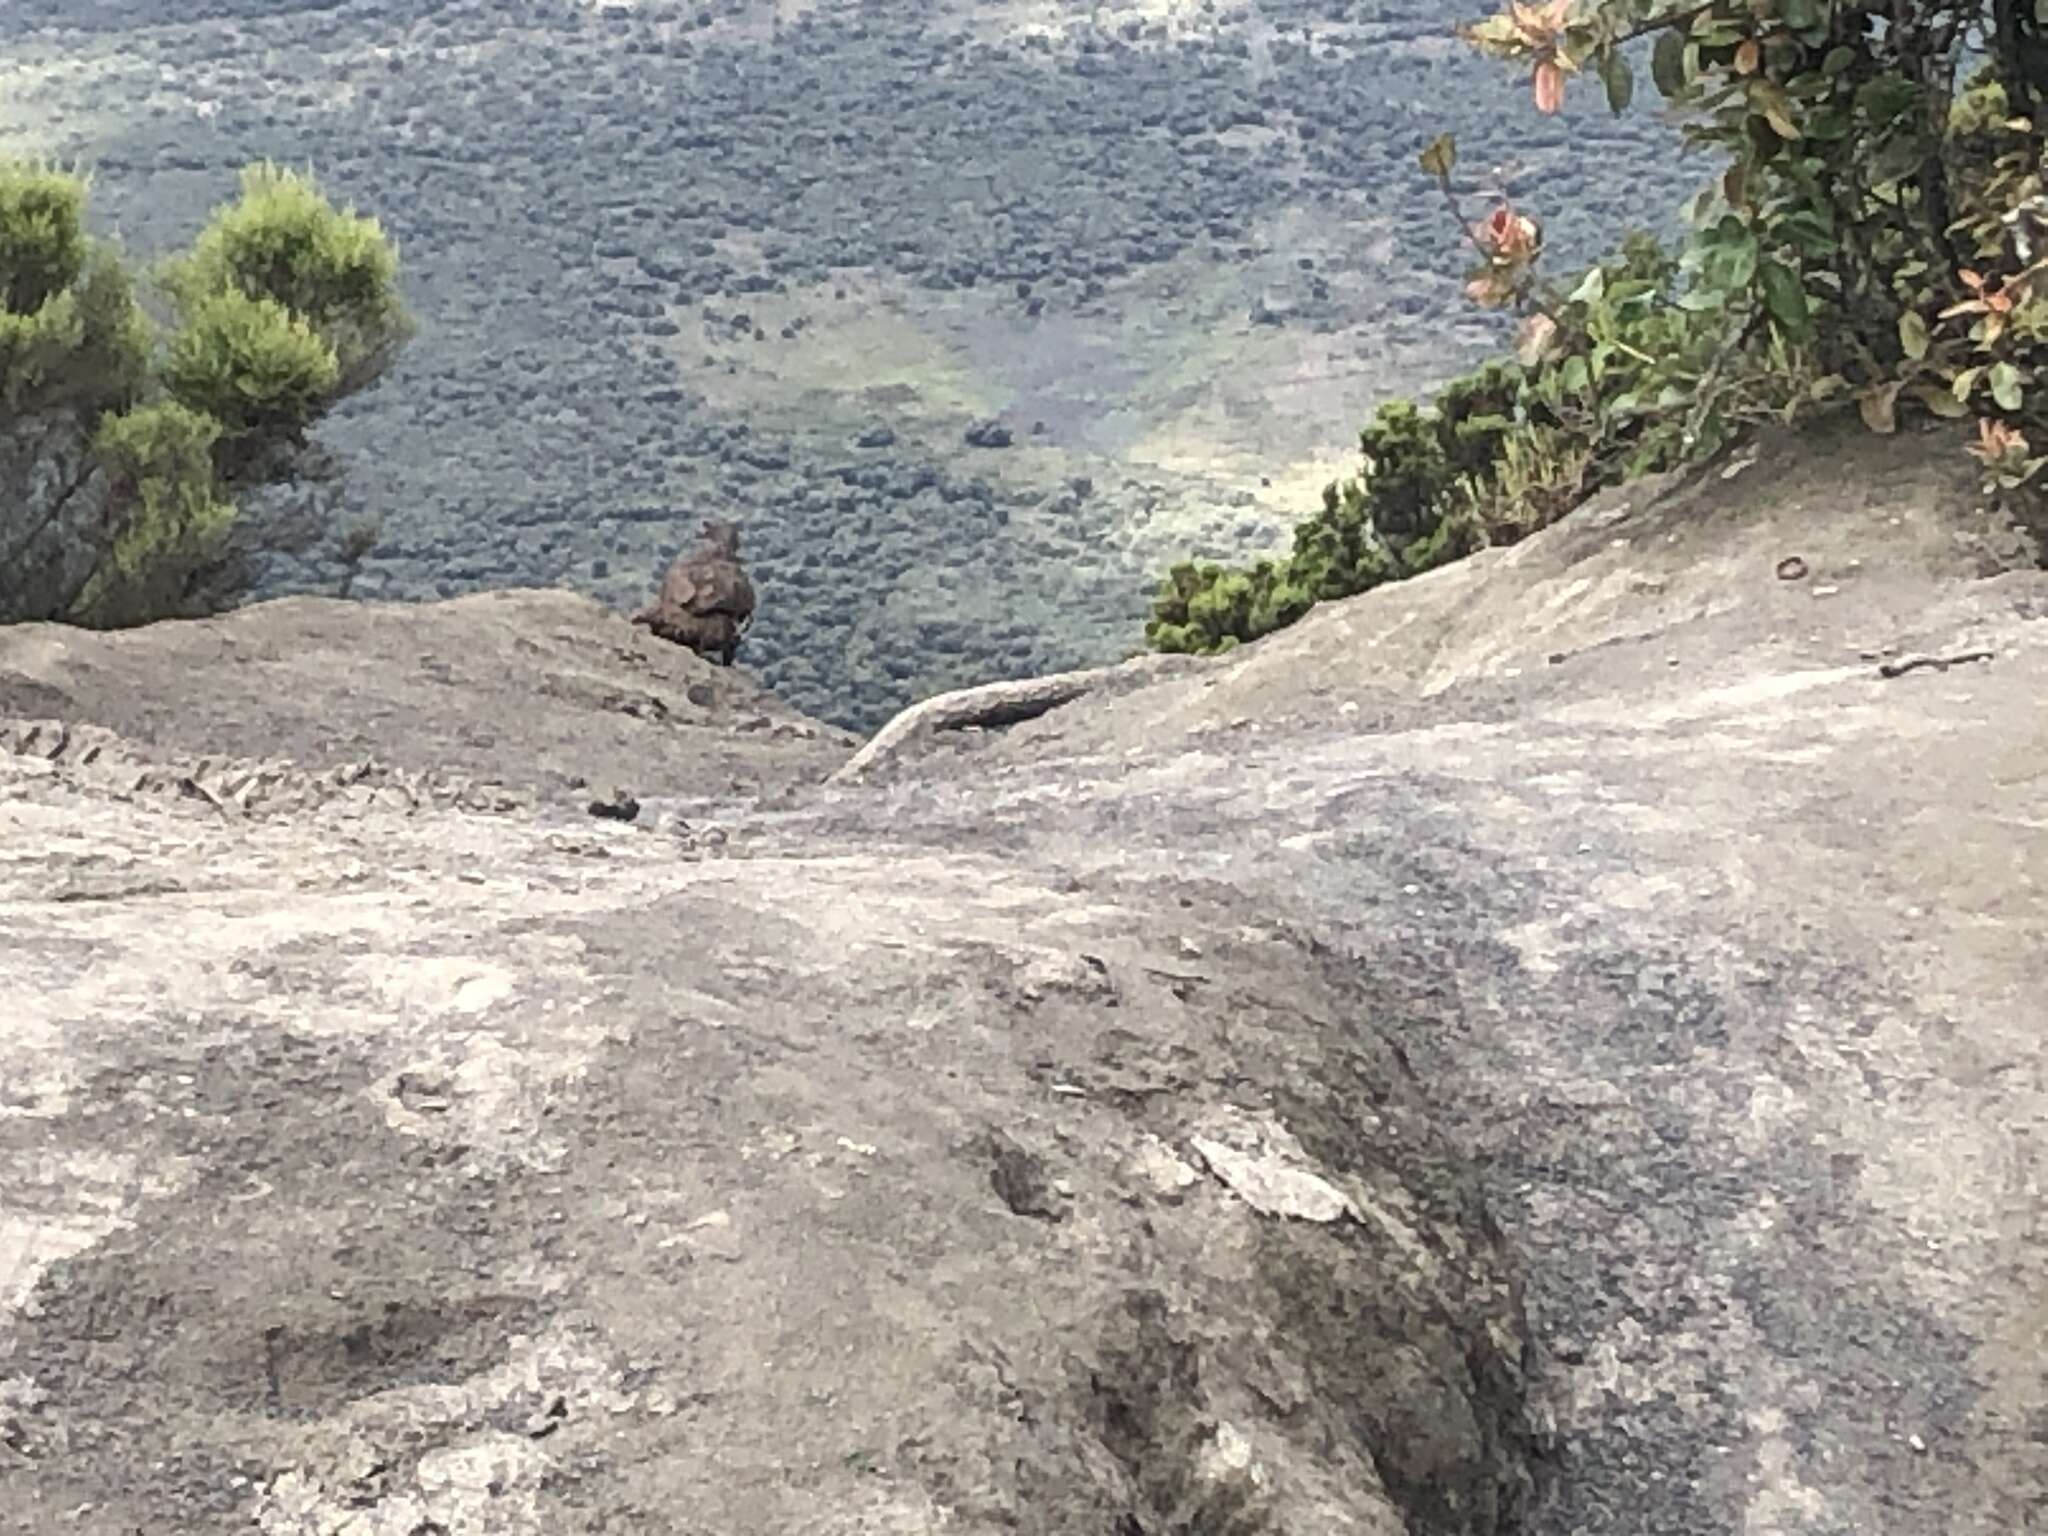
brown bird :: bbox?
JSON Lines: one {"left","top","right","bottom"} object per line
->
{"left": 632, "top": 518, "right": 756, "bottom": 667}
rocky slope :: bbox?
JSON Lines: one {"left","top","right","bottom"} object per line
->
{"left": 1, "top": 420, "right": 2043, "bottom": 1535}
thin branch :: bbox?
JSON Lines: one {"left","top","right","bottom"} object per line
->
{"left": 52, "top": 536, "right": 113, "bottom": 624}
{"left": 1680, "top": 306, "right": 1769, "bottom": 454}
{"left": 1594, "top": 0, "right": 1718, "bottom": 50}
{"left": 0, "top": 441, "right": 99, "bottom": 579}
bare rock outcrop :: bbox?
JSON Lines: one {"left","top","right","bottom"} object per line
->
{"left": 2, "top": 418, "right": 2044, "bottom": 1536}
{"left": 0, "top": 736, "right": 1534, "bottom": 1535}
{"left": 0, "top": 586, "right": 850, "bottom": 821}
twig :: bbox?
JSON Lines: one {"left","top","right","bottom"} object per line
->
{"left": 1, "top": 441, "right": 98, "bottom": 576}
{"left": 1680, "top": 306, "right": 1769, "bottom": 454}
{"left": 1597, "top": 0, "right": 1717, "bottom": 49}
{"left": 1877, "top": 649, "right": 1996, "bottom": 678}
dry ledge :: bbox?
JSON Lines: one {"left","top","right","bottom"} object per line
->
{"left": 1, "top": 418, "right": 2043, "bottom": 1536}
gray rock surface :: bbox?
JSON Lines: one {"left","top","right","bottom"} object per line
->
{"left": 0, "top": 587, "right": 849, "bottom": 818}
{"left": 2, "top": 420, "right": 2045, "bottom": 1534}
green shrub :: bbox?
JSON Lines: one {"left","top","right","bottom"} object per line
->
{"left": 76, "top": 402, "right": 239, "bottom": 627}
{"left": 1144, "top": 384, "right": 1504, "bottom": 656}
{"left": 1144, "top": 301, "right": 1587, "bottom": 654}
{"left": 1147, "top": 557, "right": 1317, "bottom": 655}
{"left": 160, "top": 161, "right": 408, "bottom": 396}
{"left": 0, "top": 171, "right": 153, "bottom": 422}
{"left": 160, "top": 288, "right": 341, "bottom": 446}
{"left": 0, "top": 162, "right": 89, "bottom": 316}
{"left": 0, "top": 160, "right": 411, "bottom": 627}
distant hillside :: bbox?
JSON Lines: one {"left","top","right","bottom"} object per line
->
{"left": 1, "top": 0, "right": 1694, "bottom": 730}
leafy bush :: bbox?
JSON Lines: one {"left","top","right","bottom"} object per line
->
{"left": 0, "top": 167, "right": 153, "bottom": 423}
{"left": 81, "top": 403, "right": 239, "bottom": 626}
{"left": 0, "top": 165, "right": 90, "bottom": 316}
{"left": 1149, "top": 0, "right": 2048, "bottom": 657}
{"left": 1456, "top": 0, "right": 2048, "bottom": 480}
{"left": 160, "top": 162, "right": 408, "bottom": 400}
{"left": 1, "top": 160, "right": 411, "bottom": 627}
{"left": 160, "top": 289, "right": 342, "bottom": 448}
{"left": 1147, "top": 557, "right": 1317, "bottom": 655}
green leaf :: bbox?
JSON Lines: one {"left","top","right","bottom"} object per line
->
{"left": 1800, "top": 108, "right": 1851, "bottom": 141}
{"left": 1418, "top": 134, "right": 1457, "bottom": 179}
{"left": 1568, "top": 266, "right": 1607, "bottom": 306}
{"left": 1729, "top": 237, "right": 1762, "bottom": 287}
{"left": 1867, "top": 133, "right": 1928, "bottom": 186}
{"left": 1757, "top": 259, "right": 1811, "bottom": 338}
{"left": 1854, "top": 76, "right": 1921, "bottom": 127}
{"left": 1952, "top": 365, "right": 1983, "bottom": 402}
{"left": 1651, "top": 31, "right": 1687, "bottom": 98}
{"left": 1910, "top": 384, "right": 1970, "bottom": 419}
{"left": 1898, "top": 309, "right": 1929, "bottom": 361}
{"left": 1991, "top": 362, "right": 2024, "bottom": 411}
{"left": 1600, "top": 50, "right": 1634, "bottom": 114}
{"left": 1778, "top": 207, "right": 1835, "bottom": 241}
